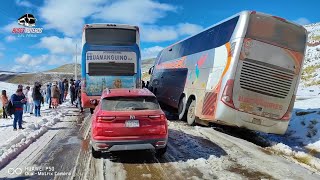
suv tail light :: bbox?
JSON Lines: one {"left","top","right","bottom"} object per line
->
{"left": 280, "top": 95, "right": 295, "bottom": 121}
{"left": 221, "top": 79, "right": 235, "bottom": 109}
{"left": 149, "top": 114, "right": 166, "bottom": 120}
{"left": 97, "top": 116, "right": 115, "bottom": 122}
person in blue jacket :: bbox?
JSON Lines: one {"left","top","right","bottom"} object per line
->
{"left": 11, "top": 88, "right": 27, "bottom": 130}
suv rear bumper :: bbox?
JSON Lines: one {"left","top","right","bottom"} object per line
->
{"left": 91, "top": 138, "right": 168, "bottom": 152}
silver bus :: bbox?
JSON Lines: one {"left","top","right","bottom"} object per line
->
{"left": 148, "top": 11, "right": 307, "bottom": 134}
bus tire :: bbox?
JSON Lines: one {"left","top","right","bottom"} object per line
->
{"left": 178, "top": 96, "right": 187, "bottom": 121}
{"left": 187, "top": 100, "right": 196, "bottom": 126}
{"left": 90, "top": 108, "right": 94, "bottom": 114}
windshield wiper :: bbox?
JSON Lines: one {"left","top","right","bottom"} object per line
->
{"left": 131, "top": 107, "right": 149, "bottom": 110}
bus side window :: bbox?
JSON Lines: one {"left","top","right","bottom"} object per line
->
{"left": 214, "top": 16, "right": 239, "bottom": 47}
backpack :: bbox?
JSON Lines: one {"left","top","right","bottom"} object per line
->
{"left": 5, "top": 101, "right": 15, "bottom": 116}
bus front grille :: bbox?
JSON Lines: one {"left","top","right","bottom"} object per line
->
{"left": 239, "top": 59, "right": 295, "bottom": 99}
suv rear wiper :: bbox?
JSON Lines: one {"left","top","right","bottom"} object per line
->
{"left": 131, "top": 107, "right": 149, "bottom": 110}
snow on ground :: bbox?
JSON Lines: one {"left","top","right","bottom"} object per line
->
{"left": 168, "top": 122, "right": 320, "bottom": 179}
{"left": 0, "top": 103, "right": 64, "bottom": 169}
{"left": 257, "top": 87, "right": 320, "bottom": 170}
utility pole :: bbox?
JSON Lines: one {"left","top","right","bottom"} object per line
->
{"left": 75, "top": 43, "right": 77, "bottom": 80}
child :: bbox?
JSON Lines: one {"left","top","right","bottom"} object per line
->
{"left": 1, "top": 90, "right": 8, "bottom": 119}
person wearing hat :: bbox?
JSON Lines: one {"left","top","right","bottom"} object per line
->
{"left": 51, "top": 82, "right": 60, "bottom": 108}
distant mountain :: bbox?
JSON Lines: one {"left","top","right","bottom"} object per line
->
{"left": 5, "top": 63, "right": 80, "bottom": 85}
{"left": 301, "top": 23, "right": 320, "bottom": 86}
{"left": 46, "top": 63, "right": 81, "bottom": 75}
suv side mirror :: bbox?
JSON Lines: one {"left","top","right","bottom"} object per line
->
{"left": 148, "top": 66, "right": 154, "bottom": 75}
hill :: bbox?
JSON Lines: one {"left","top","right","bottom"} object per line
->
{"left": 301, "top": 22, "right": 320, "bottom": 86}
{"left": 46, "top": 63, "right": 81, "bottom": 74}
{"left": 5, "top": 64, "right": 81, "bottom": 85}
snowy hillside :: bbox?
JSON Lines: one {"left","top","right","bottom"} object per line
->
{"left": 301, "top": 22, "right": 320, "bottom": 86}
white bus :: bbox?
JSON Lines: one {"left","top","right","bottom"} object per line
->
{"left": 148, "top": 11, "right": 307, "bottom": 134}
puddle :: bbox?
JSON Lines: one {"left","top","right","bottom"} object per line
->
{"left": 66, "top": 136, "right": 81, "bottom": 145}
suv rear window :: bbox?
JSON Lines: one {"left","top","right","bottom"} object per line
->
{"left": 101, "top": 96, "right": 160, "bottom": 111}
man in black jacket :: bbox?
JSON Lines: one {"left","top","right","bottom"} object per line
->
{"left": 32, "top": 82, "right": 43, "bottom": 117}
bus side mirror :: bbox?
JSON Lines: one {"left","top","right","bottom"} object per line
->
{"left": 148, "top": 66, "right": 154, "bottom": 75}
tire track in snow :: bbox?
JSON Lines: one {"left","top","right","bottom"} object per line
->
{"left": 170, "top": 121, "right": 320, "bottom": 180}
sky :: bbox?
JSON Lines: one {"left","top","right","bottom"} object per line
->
{"left": 0, "top": 0, "right": 320, "bottom": 72}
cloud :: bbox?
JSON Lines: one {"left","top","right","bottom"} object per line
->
{"left": 37, "top": 36, "right": 80, "bottom": 55}
{"left": 141, "top": 46, "right": 163, "bottom": 59}
{"left": 141, "top": 23, "right": 203, "bottom": 42}
{"left": 5, "top": 35, "right": 17, "bottom": 42}
{"left": 93, "top": 0, "right": 176, "bottom": 25}
{"left": 14, "top": 54, "right": 70, "bottom": 72}
{"left": 0, "top": 52, "right": 3, "bottom": 59}
{"left": 16, "top": 0, "right": 34, "bottom": 8}
{"left": 2, "top": 22, "right": 17, "bottom": 33}
{"left": 142, "top": 26, "right": 178, "bottom": 42}
{"left": 15, "top": 54, "right": 45, "bottom": 66}
{"left": 293, "top": 18, "right": 311, "bottom": 25}
{"left": 177, "top": 23, "right": 203, "bottom": 36}
{"left": 39, "top": 0, "right": 104, "bottom": 37}
{"left": 39, "top": 0, "right": 177, "bottom": 37}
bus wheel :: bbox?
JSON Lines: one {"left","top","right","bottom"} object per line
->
{"left": 90, "top": 108, "right": 94, "bottom": 114}
{"left": 178, "top": 97, "right": 187, "bottom": 121}
{"left": 187, "top": 100, "right": 196, "bottom": 126}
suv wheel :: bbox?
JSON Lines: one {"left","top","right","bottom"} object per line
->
{"left": 91, "top": 147, "right": 101, "bottom": 158}
{"left": 155, "top": 145, "right": 167, "bottom": 157}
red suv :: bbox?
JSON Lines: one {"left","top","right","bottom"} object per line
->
{"left": 90, "top": 88, "right": 168, "bottom": 158}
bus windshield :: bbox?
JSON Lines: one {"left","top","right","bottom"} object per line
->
{"left": 86, "top": 28, "right": 136, "bottom": 45}
{"left": 246, "top": 14, "right": 307, "bottom": 52}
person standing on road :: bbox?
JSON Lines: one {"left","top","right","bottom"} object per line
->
{"left": 46, "top": 83, "right": 52, "bottom": 108}
{"left": 58, "top": 80, "right": 64, "bottom": 104}
{"left": 32, "top": 82, "right": 43, "bottom": 117}
{"left": 70, "top": 79, "right": 76, "bottom": 105}
{"left": 76, "top": 82, "right": 83, "bottom": 112}
{"left": 11, "top": 88, "right": 26, "bottom": 130}
{"left": 63, "top": 79, "right": 69, "bottom": 101}
{"left": 51, "top": 82, "right": 60, "bottom": 109}
{"left": 1, "top": 90, "right": 9, "bottom": 119}
{"left": 27, "top": 87, "right": 34, "bottom": 114}
{"left": 23, "top": 86, "right": 30, "bottom": 113}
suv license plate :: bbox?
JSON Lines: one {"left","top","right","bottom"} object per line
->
{"left": 125, "top": 120, "right": 140, "bottom": 128}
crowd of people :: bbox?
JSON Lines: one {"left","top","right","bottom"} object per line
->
{"left": 0, "top": 78, "right": 83, "bottom": 131}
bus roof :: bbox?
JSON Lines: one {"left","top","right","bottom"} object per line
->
{"left": 162, "top": 10, "right": 305, "bottom": 51}
{"left": 84, "top": 24, "right": 139, "bottom": 31}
